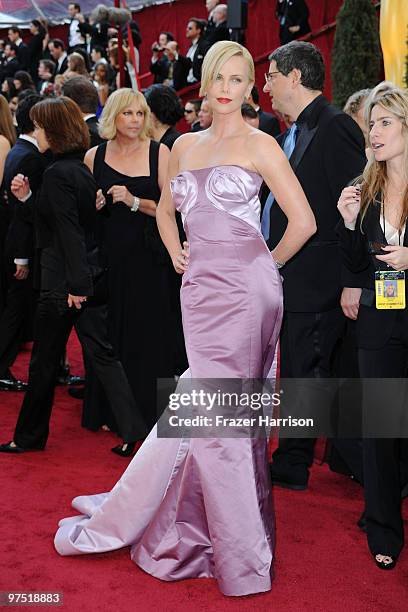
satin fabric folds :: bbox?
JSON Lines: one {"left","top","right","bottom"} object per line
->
{"left": 54, "top": 165, "right": 284, "bottom": 597}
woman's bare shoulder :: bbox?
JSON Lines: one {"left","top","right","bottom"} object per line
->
{"left": 172, "top": 132, "right": 202, "bottom": 154}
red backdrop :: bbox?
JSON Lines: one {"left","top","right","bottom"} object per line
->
{"left": 0, "top": 0, "right": 351, "bottom": 119}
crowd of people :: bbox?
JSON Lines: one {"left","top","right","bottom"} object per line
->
{"left": 0, "top": 0, "right": 407, "bottom": 599}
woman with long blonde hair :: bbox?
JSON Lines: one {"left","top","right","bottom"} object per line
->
{"left": 338, "top": 83, "right": 408, "bottom": 570}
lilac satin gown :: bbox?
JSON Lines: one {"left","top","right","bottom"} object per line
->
{"left": 54, "top": 165, "right": 284, "bottom": 597}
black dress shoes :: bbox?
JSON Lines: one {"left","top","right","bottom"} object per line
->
{"left": 269, "top": 463, "right": 309, "bottom": 490}
{"left": 68, "top": 386, "right": 85, "bottom": 400}
{"left": 0, "top": 377, "right": 28, "bottom": 392}
{"left": 57, "top": 365, "right": 85, "bottom": 386}
{"left": 111, "top": 442, "right": 136, "bottom": 457}
{"left": 0, "top": 441, "right": 25, "bottom": 453}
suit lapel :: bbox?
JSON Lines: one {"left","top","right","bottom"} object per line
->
{"left": 288, "top": 96, "right": 330, "bottom": 171}
{"left": 289, "top": 124, "right": 318, "bottom": 171}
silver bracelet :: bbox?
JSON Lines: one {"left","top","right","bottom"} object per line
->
{"left": 275, "top": 259, "right": 285, "bottom": 269}
{"left": 130, "top": 196, "right": 140, "bottom": 212}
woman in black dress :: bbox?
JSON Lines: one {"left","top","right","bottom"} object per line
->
{"left": 83, "top": 88, "right": 173, "bottom": 453}
{"left": 27, "top": 20, "right": 46, "bottom": 84}
{"left": 145, "top": 85, "right": 188, "bottom": 373}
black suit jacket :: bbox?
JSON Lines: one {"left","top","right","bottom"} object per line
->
{"left": 32, "top": 152, "right": 98, "bottom": 295}
{"left": 16, "top": 42, "right": 29, "bottom": 70}
{"left": 276, "top": 0, "right": 311, "bottom": 44}
{"left": 173, "top": 55, "right": 192, "bottom": 91}
{"left": 0, "top": 57, "right": 21, "bottom": 80}
{"left": 267, "top": 96, "right": 366, "bottom": 312}
{"left": 338, "top": 203, "right": 408, "bottom": 350}
{"left": 204, "top": 21, "right": 230, "bottom": 46}
{"left": 79, "top": 20, "right": 109, "bottom": 50}
{"left": 55, "top": 56, "right": 68, "bottom": 76}
{"left": 85, "top": 116, "right": 104, "bottom": 148}
{"left": 3, "top": 138, "right": 47, "bottom": 262}
{"left": 258, "top": 109, "right": 280, "bottom": 138}
{"left": 150, "top": 55, "right": 170, "bottom": 84}
{"left": 191, "top": 38, "right": 211, "bottom": 82}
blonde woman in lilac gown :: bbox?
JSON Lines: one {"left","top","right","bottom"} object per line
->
{"left": 54, "top": 41, "right": 316, "bottom": 597}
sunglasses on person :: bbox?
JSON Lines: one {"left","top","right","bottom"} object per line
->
{"left": 184, "top": 108, "right": 194, "bottom": 113}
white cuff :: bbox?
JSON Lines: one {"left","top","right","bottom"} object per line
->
{"left": 344, "top": 219, "right": 356, "bottom": 231}
{"left": 20, "top": 190, "right": 32, "bottom": 202}
{"left": 14, "top": 259, "right": 29, "bottom": 265}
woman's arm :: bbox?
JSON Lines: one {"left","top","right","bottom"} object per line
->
{"left": 249, "top": 131, "right": 316, "bottom": 264}
{"left": 156, "top": 139, "right": 187, "bottom": 273}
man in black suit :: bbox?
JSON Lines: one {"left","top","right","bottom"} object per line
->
{"left": 61, "top": 76, "right": 104, "bottom": 148}
{"left": 185, "top": 18, "right": 210, "bottom": 84}
{"left": 248, "top": 85, "right": 280, "bottom": 137}
{"left": 0, "top": 43, "right": 21, "bottom": 81}
{"left": 0, "top": 94, "right": 46, "bottom": 392}
{"left": 204, "top": 4, "right": 230, "bottom": 45}
{"left": 150, "top": 32, "right": 173, "bottom": 84}
{"left": 276, "top": 0, "right": 311, "bottom": 45}
{"left": 263, "top": 41, "right": 366, "bottom": 489}
{"left": 8, "top": 27, "right": 29, "bottom": 71}
{"left": 163, "top": 42, "right": 192, "bottom": 91}
{"left": 48, "top": 39, "right": 68, "bottom": 76}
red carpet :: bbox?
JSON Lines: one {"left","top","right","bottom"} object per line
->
{"left": 1, "top": 334, "right": 407, "bottom": 611}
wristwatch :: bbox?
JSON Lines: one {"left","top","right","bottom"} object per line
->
{"left": 130, "top": 196, "right": 140, "bottom": 212}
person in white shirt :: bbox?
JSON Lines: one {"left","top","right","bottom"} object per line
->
{"left": 7, "top": 27, "right": 28, "bottom": 70}
{"left": 185, "top": 18, "right": 209, "bottom": 84}
{"left": 67, "top": 3, "right": 86, "bottom": 52}
{"left": 48, "top": 39, "right": 68, "bottom": 75}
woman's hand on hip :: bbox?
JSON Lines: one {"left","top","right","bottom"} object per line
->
{"left": 173, "top": 241, "right": 189, "bottom": 274}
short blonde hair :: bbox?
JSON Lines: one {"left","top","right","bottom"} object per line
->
{"left": 199, "top": 40, "right": 255, "bottom": 97}
{"left": 98, "top": 88, "right": 151, "bottom": 140}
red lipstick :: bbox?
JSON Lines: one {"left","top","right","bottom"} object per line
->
{"left": 217, "top": 98, "right": 232, "bottom": 104}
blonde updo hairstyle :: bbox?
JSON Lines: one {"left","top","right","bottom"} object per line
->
{"left": 98, "top": 88, "right": 151, "bottom": 141}
{"left": 199, "top": 40, "right": 255, "bottom": 98}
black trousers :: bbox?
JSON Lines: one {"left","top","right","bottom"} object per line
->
{"left": 272, "top": 307, "right": 346, "bottom": 472}
{"left": 359, "top": 311, "right": 408, "bottom": 558}
{"left": 14, "top": 286, "right": 146, "bottom": 449}
{"left": 0, "top": 263, "right": 33, "bottom": 378}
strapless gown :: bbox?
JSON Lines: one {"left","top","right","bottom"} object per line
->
{"left": 54, "top": 165, "right": 284, "bottom": 597}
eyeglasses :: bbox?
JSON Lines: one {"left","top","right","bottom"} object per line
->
{"left": 184, "top": 109, "right": 194, "bottom": 114}
{"left": 264, "top": 71, "right": 280, "bottom": 83}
